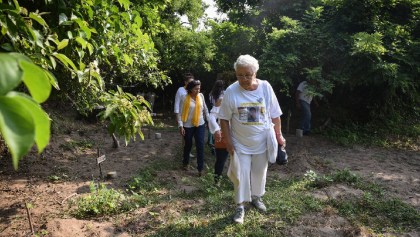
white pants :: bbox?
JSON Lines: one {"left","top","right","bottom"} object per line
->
{"left": 234, "top": 151, "right": 268, "bottom": 204}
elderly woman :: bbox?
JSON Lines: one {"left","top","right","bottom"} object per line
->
{"left": 218, "top": 55, "right": 285, "bottom": 224}
{"left": 178, "top": 80, "right": 209, "bottom": 177}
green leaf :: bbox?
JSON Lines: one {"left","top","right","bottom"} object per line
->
{"left": 12, "top": 0, "right": 20, "bottom": 10}
{"left": 8, "top": 92, "right": 51, "bottom": 154}
{"left": 29, "top": 12, "right": 47, "bottom": 27}
{"left": 123, "top": 53, "right": 133, "bottom": 65}
{"left": 57, "top": 39, "right": 69, "bottom": 50}
{"left": 87, "top": 43, "right": 93, "bottom": 55}
{"left": 44, "top": 70, "right": 59, "bottom": 90}
{"left": 28, "top": 28, "right": 44, "bottom": 48}
{"left": 49, "top": 55, "right": 57, "bottom": 69}
{"left": 19, "top": 60, "right": 52, "bottom": 103}
{"left": 75, "top": 36, "right": 87, "bottom": 49}
{"left": 118, "top": 0, "right": 130, "bottom": 10}
{"left": 0, "top": 95, "right": 35, "bottom": 169}
{"left": 74, "top": 19, "right": 92, "bottom": 39}
{"left": 0, "top": 53, "right": 22, "bottom": 95}
{"left": 52, "top": 53, "right": 77, "bottom": 70}
{"left": 134, "top": 15, "right": 142, "bottom": 27}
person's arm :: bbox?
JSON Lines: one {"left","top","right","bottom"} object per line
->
{"left": 265, "top": 81, "right": 286, "bottom": 146}
{"left": 220, "top": 119, "right": 234, "bottom": 155}
{"left": 174, "top": 89, "right": 181, "bottom": 122}
{"left": 201, "top": 93, "right": 210, "bottom": 122}
{"left": 177, "top": 96, "right": 185, "bottom": 136}
{"left": 271, "top": 117, "right": 285, "bottom": 146}
{"left": 209, "top": 99, "right": 223, "bottom": 142}
{"left": 208, "top": 110, "right": 220, "bottom": 134}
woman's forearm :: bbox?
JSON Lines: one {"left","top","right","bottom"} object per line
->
{"left": 220, "top": 119, "right": 234, "bottom": 154}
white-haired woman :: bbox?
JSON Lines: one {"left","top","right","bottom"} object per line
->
{"left": 218, "top": 54, "right": 285, "bottom": 224}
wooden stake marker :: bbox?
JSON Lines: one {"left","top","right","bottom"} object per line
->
{"left": 97, "top": 148, "right": 106, "bottom": 179}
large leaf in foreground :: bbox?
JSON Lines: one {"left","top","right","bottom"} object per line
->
{"left": 0, "top": 95, "right": 35, "bottom": 169}
{"left": 20, "top": 60, "right": 52, "bottom": 103}
{"left": 8, "top": 92, "right": 51, "bottom": 154}
{"left": 0, "top": 53, "right": 22, "bottom": 95}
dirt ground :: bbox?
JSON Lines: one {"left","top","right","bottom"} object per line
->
{"left": 0, "top": 113, "right": 419, "bottom": 237}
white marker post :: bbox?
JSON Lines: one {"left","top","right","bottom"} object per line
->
{"left": 96, "top": 148, "right": 106, "bottom": 179}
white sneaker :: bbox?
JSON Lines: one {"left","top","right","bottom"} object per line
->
{"left": 189, "top": 153, "right": 195, "bottom": 158}
{"left": 251, "top": 196, "right": 267, "bottom": 212}
{"left": 233, "top": 207, "right": 245, "bottom": 224}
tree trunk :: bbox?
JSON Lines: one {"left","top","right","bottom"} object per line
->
{"left": 111, "top": 133, "right": 120, "bottom": 148}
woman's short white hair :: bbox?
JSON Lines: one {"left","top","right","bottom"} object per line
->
{"left": 234, "top": 54, "right": 259, "bottom": 73}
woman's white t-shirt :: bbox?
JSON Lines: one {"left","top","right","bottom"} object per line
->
{"left": 218, "top": 79, "right": 282, "bottom": 154}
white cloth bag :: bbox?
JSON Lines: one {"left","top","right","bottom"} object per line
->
{"left": 227, "top": 151, "right": 240, "bottom": 188}
{"left": 266, "top": 122, "right": 278, "bottom": 163}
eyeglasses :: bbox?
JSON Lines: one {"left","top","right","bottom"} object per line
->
{"left": 236, "top": 74, "right": 254, "bottom": 80}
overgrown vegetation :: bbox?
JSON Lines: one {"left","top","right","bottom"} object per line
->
{"left": 73, "top": 182, "right": 147, "bottom": 218}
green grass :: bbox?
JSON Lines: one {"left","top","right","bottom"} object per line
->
{"left": 321, "top": 121, "right": 420, "bottom": 149}
{"left": 331, "top": 194, "right": 419, "bottom": 233}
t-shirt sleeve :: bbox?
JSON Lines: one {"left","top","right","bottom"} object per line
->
{"left": 218, "top": 88, "right": 233, "bottom": 121}
{"left": 174, "top": 88, "right": 181, "bottom": 113}
{"left": 201, "top": 93, "right": 210, "bottom": 121}
{"left": 177, "top": 94, "right": 186, "bottom": 126}
{"left": 208, "top": 109, "right": 220, "bottom": 134}
{"left": 297, "top": 81, "right": 305, "bottom": 92}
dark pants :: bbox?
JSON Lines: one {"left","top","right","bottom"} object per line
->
{"left": 299, "top": 99, "right": 311, "bottom": 133}
{"left": 183, "top": 125, "right": 205, "bottom": 171}
{"left": 214, "top": 148, "right": 229, "bottom": 179}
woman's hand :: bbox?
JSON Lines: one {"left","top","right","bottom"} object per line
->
{"left": 179, "top": 127, "right": 185, "bottom": 136}
{"left": 276, "top": 134, "right": 286, "bottom": 147}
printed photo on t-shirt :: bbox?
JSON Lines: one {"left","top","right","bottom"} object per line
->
{"left": 247, "top": 107, "right": 258, "bottom": 122}
{"left": 238, "top": 107, "right": 248, "bottom": 121}
{"left": 237, "top": 102, "right": 264, "bottom": 125}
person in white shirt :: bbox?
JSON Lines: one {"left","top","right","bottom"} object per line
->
{"left": 207, "top": 80, "right": 227, "bottom": 184}
{"left": 296, "top": 80, "right": 318, "bottom": 135}
{"left": 177, "top": 80, "right": 209, "bottom": 177}
{"left": 174, "top": 73, "right": 194, "bottom": 118}
{"left": 174, "top": 73, "right": 195, "bottom": 158}
{"left": 219, "top": 55, "right": 285, "bottom": 224}
{"left": 208, "top": 80, "right": 225, "bottom": 155}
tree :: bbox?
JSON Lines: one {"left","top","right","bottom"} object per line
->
{"left": 209, "top": 21, "right": 257, "bottom": 74}
{"left": 0, "top": 0, "right": 175, "bottom": 167}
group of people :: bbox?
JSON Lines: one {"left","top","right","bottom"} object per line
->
{"left": 173, "top": 54, "right": 315, "bottom": 224}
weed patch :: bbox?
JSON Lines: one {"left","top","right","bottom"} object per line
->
{"left": 73, "top": 182, "right": 146, "bottom": 218}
